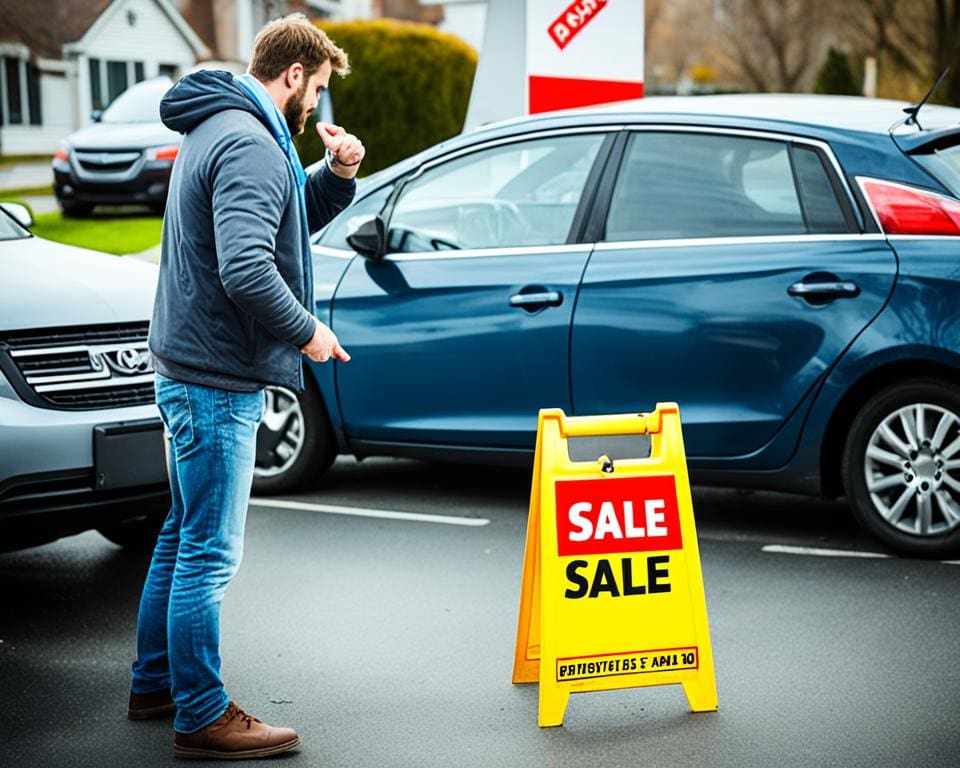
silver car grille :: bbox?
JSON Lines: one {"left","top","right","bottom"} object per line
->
{"left": 74, "top": 149, "right": 142, "bottom": 175}
{"left": 0, "top": 322, "right": 155, "bottom": 410}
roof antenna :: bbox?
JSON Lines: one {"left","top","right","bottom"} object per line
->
{"left": 903, "top": 67, "right": 950, "bottom": 129}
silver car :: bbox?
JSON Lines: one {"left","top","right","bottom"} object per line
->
{"left": 0, "top": 203, "right": 168, "bottom": 550}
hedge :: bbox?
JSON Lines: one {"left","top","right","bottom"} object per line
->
{"left": 294, "top": 19, "right": 478, "bottom": 175}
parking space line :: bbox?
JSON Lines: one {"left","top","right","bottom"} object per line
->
{"left": 249, "top": 497, "right": 491, "bottom": 527}
{"left": 762, "top": 544, "right": 890, "bottom": 559}
{"left": 762, "top": 544, "right": 960, "bottom": 564}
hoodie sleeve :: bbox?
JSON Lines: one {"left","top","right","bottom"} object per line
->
{"left": 211, "top": 136, "right": 317, "bottom": 349}
{"left": 305, "top": 162, "right": 357, "bottom": 234}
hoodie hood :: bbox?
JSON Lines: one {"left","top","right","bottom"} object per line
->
{"left": 160, "top": 70, "right": 270, "bottom": 134}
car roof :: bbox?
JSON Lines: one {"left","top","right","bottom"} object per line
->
{"left": 475, "top": 93, "right": 960, "bottom": 137}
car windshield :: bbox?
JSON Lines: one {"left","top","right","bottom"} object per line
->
{"left": 101, "top": 78, "right": 170, "bottom": 123}
{"left": 0, "top": 208, "right": 30, "bottom": 240}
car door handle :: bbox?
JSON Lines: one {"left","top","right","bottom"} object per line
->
{"left": 787, "top": 280, "right": 860, "bottom": 299}
{"left": 509, "top": 291, "right": 563, "bottom": 308}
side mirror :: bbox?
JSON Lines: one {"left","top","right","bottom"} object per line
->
{"left": 1, "top": 202, "right": 33, "bottom": 228}
{"left": 91, "top": 109, "right": 102, "bottom": 123}
{"left": 346, "top": 214, "right": 386, "bottom": 263}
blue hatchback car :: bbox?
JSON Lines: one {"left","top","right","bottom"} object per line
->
{"left": 251, "top": 94, "right": 960, "bottom": 558}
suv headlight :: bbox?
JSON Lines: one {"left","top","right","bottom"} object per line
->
{"left": 145, "top": 145, "right": 179, "bottom": 163}
{"left": 53, "top": 141, "right": 71, "bottom": 170}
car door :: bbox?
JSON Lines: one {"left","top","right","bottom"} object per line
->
{"left": 333, "top": 130, "right": 613, "bottom": 449}
{"left": 570, "top": 128, "right": 898, "bottom": 459}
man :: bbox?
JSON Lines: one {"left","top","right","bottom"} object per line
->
{"left": 129, "top": 15, "right": 363, "bottom": 760}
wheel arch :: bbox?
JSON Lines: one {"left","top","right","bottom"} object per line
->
{"left": 820, "top": 358, "right": 960, "bottom": 498}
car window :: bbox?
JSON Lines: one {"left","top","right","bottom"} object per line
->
{"left": 0, "top": 208, "right": 30, "bottom": 240}
{"left": 605, "top": 132, "right": 808, "bottom": 241}
{"left": 314, "top": 184, "right": 394, "bottom": 248}
{"left": 911, "top": 141, "right": 960, "bottom": 198}
{"left": 792, "top": 146, "right": 851, "bottom": 234}
{"left": 386, "top": 133, "right": 605, "bottom": 253}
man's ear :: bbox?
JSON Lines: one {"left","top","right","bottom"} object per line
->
{"left": 285, "top": 62, "right": 304, "bottom": 89}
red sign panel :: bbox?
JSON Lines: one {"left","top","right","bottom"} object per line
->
{"left": 555, "top": 475, "right": 683, "bottom": 556}
{"left": 548, "top": 0, "right": 609, "bottom": 50}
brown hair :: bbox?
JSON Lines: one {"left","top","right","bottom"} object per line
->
{"left": 248, "top": 13, "right": 350, "bottom": 82}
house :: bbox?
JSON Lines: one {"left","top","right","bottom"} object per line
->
{"left": 0, "top": 0, "right": 209, "bottom": 155}
{"left": 0, "top": 0, "right": 463, "bottom": 156}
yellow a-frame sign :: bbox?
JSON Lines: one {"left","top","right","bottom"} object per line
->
{"left": 513, "top": 404, "right": 717, "bottom": 727}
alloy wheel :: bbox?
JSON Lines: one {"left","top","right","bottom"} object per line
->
{"left": 863, "top": 402, "right": 960, "bottom": 537}
{"left": 254, "top": 385, "right": 306, "bottom": 479}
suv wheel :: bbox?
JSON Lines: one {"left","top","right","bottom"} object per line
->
{"left": 842, "top": 379, "right": 960, "bottom": 558}
{"left": 252, "top": 375, "right": 336, "bottom": 494}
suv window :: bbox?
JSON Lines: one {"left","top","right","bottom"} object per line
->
{"left": 386, "top": 133, "right": 605, "bottom": 253}
{"left": 605, "top": 132, "right": 835, "bottom": 241}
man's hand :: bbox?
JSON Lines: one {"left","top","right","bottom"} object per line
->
{"left": 301, "top": 319, "right": 351, "bottom": 363}
{"left": 317, "top": 121, "right": 365, "bottom": 180}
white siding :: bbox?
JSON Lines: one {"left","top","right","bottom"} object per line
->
{"left": 83, "top": 0, "right": 196, "bottom": 66}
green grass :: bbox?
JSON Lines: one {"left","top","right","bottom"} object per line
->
{"left": 29, "top": 210, "right": 162, "bottom": 256}
{"left": 0, "top": 185, "right": 54, "bottom": 197}
{"left": 0, "top": 154, "right": 52, "bottom": 166}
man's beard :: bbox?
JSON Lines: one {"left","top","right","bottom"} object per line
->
{"left": 283, "top": 78, "right": 309, "bottom": 135}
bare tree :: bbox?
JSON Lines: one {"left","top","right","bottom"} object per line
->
{"left": 645, "top": 0, "right": 666, "bottom": 52}
{"left": 718, "top": 0, "right": 838, "bottom": 92}
{"left": 843, "top": 0, "right": 960, "bottom": 103}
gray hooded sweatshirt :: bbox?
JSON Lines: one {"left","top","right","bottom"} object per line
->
{"left": 148, "top": 70, "right": 355, "bottom": 392}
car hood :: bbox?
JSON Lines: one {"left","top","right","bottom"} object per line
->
{"left": 0, "top": 236, "right": 157, "bottom": 330}
{"left": 67, "top": 121, "right": 179, "bottom": 151}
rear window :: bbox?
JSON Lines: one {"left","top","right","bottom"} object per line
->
{"left": 913, "top": 143, "right": 960, "bottom": 198}
{"left": 604, "top": 132, "right": 851, "bottom": 242}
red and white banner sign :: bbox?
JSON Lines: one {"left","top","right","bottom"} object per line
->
{"left": 527, "top": 0, "right": 645, "bottom": 114}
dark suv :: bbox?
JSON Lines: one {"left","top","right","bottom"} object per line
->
{"left": 53, "top": 77, "right": 179, "bottom": 216}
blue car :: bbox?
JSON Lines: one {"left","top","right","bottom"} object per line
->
{"left": 251, "top": 94, "right": 960, "bottom": 558}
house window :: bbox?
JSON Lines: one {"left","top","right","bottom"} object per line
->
{"left": 3, "top": 57, "right": 23, "bottom": 124}
{"left": 26, "top": 61, "right": 41, "bottom": 126}
{"left": 134, "top": 61, "right": 145, "bottom": 83}
{"left": 89, "top": 58, "right": 103, "bottom": 110}
{"left": 158, "top": 64, "right": 178, "bottom": 80}
{"left": 106, "top": 60, "right": 128, "bottom": 104}
{"left": 0, "top": 56, "right": 42, "bottom": 126}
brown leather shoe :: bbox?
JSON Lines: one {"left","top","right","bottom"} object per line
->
{"left": 174, "top": 701, "right": 300, "bottom": 760}
{"left": 128, "top": 688, "right": 176, "bottom": 720}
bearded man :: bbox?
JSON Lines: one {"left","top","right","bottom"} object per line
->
{"left": 128, "top": 14, "right": 363, "bottom": 759}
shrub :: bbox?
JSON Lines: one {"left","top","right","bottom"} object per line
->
{"left": 294, "top": 19, "right": 478, "bottom": 175}
{"left": 814, "top": 48, "right": 860, "bottom": 96}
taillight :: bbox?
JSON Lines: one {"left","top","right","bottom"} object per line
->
{"left": 858, "top": 176, "right": 960, "bottom": 235}
{"left": 147, "top": 145, "right": 179, "bottom": 162}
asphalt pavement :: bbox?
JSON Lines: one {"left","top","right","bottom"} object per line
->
{"left": 1, "top": 456, "right": 957, "bottom": 768}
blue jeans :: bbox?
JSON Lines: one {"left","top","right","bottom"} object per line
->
{"left": 131, "top": 373, "right": 265, "bottom": 733}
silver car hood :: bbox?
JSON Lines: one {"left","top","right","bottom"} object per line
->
{"left": 0, "top": 236, "right": 157, "bottom": 331}
{"left": 68, "top": 121, "right": 179, "bottom": 151}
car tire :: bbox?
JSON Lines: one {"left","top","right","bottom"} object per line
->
{"left": 252, "top": 373, "right": 336, "bottom": 494}
{"left": 60, "top": 200, "right": 94, "bottom": 218}
{"left": 842, "top": 379, "right": 960, "bottom": 558}
{"left": 97, "top": 509, "right": 167, "bottom": 550}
